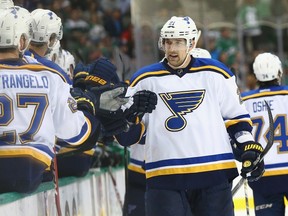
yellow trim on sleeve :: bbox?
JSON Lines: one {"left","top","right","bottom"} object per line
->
{"left": 225, "top": 119, "right": 252, "bottom": 128}
{"left": 0, "top": 148, "right": 52, "bottom": 167}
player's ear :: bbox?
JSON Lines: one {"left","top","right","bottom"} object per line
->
{"left": 191, "top": 39, "right": 196, "bottom": 49}
{"left": 19, "top": 34, "right": 28, "bottom": 52}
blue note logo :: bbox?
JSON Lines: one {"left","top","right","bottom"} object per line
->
{"left": 159, "top": 90, "right": 205, "bottom": 132}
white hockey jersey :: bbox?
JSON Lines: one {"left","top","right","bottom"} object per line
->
{"left": 126, "top": 57, "right": 252, "bottom": 190}
{"left": 241, "top": 85, "right": 288, "bottom": 194}
{"left": 0, "top": 62, "right": 95, "bottom": 167}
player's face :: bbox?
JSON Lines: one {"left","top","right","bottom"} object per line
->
{"left": 164, "top": 38, "right": 188, "bottom": 67}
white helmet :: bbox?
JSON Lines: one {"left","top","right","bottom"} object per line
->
{"left": 190, "top": 48, "right": 211, "bottom": 58}
{"left": 253, "top": 53, "right": 283, "bottom": 82}
{"left": 158, "top": 16, "right": 198, "bottom": 51}
{"left": 0, "top": 0, "right": 14, "bottom": 9}
{"left": 59, "top": 49, "right": 75, "bottom": 78}
{"left": 31, "top": 9, "right": 63, "bottom": 47}
{"left": 45, "top": 40, "right": 61, "bottom": 62}
{"left": 12, "top": 6, "right": 33, "bottom": 39}
{"left": 47, "top": 44, "right": 75, "bottom": 78}
{"left": 0, "top": 8, "right": 30, "bottom": 50}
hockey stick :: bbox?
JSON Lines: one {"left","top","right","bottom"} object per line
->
{"left": 74, "top": 49, "right": 86, "bottom": 64}
{"left": 118, "top": 52, "right": 129, "bottom": 196}
{"left": 53, "top": 147, "right": 62, "bottom": 216}
{"left": 232, "top": 100, "right": 275, "bottom": 196}
{"left": 244, "top": 179, "right": 250, "bottom": 216}
{"left": 108, "top": 166, "right": 124, "bottom": 211}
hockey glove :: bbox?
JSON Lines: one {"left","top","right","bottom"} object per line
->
{"left": 239, "top": 141, "right": 265, "bottom": 182}
{"left": 88, "top": 83, "right": 131, "bottom": 136}
{"left": 125, "top": 90, "right": 158, "bottom": 124}
{"left": 99, "top": 117, "right": 129, "bottom": 136}
{"left": 84, "top": 57, "right": 120, "bottom": 88}
{"left": 70, "top": 87, "right": 96, "bottom": 115}
{"left": 73, "top": 62, "right": 89, "bottom": 90}
{"left": 89, "top": 83, "right": 130, "bottom": 115}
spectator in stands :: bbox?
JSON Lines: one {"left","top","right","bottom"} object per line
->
{"left": 237, "top": 0, "right": 262, "bottom": 53}
{"left": 89, "top": 13, "right": 107, "bottom": 44}
{"left": 103, "top": 8, "right": 123, "bottom": 43}
{"left": 216, "top": 27, "right": 238, "bottom": 68}
{"left": 244, "top": 62, "right": 258, "bottom": 91}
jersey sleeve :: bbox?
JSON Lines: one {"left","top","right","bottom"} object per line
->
{"left": 217, "top": 74, "right": 253, "bottom": 137}
{"left": 115, "top": 80, "right": 146, "bottom": 146}
{"left": 51, "top": 75, "right": 100, "bottom": 148}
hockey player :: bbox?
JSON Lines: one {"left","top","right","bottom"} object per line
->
{"left": 190, "top": 47, "right": 212, "bottom": 58}
{"left": 241, "top": 53, "right": 288, "bottom": 216}
{"left": 45, "top": 40, "right": 75, "bottom": 80}
{"left": 58, "top": 49, "right": 75, "bottom": 80}
{"left": 116, "top": 16, "right": 265, "bottom": 216}
{"left": 0, "top": 9, "right": 130, "bottom": 193}
{"left": 25, "top": 8, "right": 72, "bottom": 85}
{"left": 123, "top": 47, "right": 213, "bottom": 216}
{"left": 56, "top": 57, "right": 127, "bottom": 178}
{"left": 122, "top": 134, "right": 146, "bottom": 216}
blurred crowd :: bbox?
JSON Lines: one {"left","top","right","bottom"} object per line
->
{"left": 11, "top": 0, "right": 288, "bottom": 91}
{"left": 202, "top": 0, "right": 288, "bottom": 90}
{"left": 13, "top": 0, "right": 134, "bottom": 80}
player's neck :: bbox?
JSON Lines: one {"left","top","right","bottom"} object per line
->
{"left": 29, "top": 45, "right": 47, "bottom": 57}
{"left": 0, "top": 51, "right": 19, "bottom": 60}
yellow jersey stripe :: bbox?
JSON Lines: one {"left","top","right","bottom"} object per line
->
{"left": 0, "top": 64, "right": 67, "bottom": 83}
{"left": 242, "top": 90, "right": 288, "bottom": 101}
{"left": 128, "top": 164, "right": 145, "bottom": 174}
{"left": 0, "top": 148, "right": 51, "bottom": 167}
{"left": 189, "top": 65, "right": 232, "bottom": 78}
{"left": 263, "top": 169, "right": 288, "bottom": 176}
{"left": 68, "top": 116, "right": 92, "bottom": 146}
{"left": 130, "top": 70, "right": 170, "bottom": 87}
{"left": 146, "top": 161, "right": 237, "bottom": 178}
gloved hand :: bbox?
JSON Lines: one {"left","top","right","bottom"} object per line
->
{"left": 99, "top": 116, "right": 129, "bottom": 136}
{"left": 240, "top": 141, "right": 265, "bottom": 182}
{"left": 125, "top": 90, "right": 158, "bottom": 124}
{"left": 89, "top": 83, "right": 130, "bottom": 113}
{"left": 85, "top": 57, "right": 120, "bottom": 88}
{"left": 70, "top": 87, "right": 97, "bottom": 115}
{"left": 88, "top": 83, "right": 131, "bottom": 136}
{"left": 73, "top": 62, "right": 89, "bottom": 90}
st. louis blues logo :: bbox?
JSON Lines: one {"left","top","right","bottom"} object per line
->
{"left": 159, "top": 90, "right": 205, "bottom": 132}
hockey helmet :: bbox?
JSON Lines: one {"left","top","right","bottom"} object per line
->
{"left": 253, "top": 53, "right": 283, "bottom": 82}
{"left": 31, "top": 9, "right": 63, "bottom": 48}
{"left": 158, "top": 16, "right": 198, "bottom": 51}
{"left": 0, "top": 8, "right": 31, "bottom": 50}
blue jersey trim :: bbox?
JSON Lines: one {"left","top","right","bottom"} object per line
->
{"left": 146, "top": 153, "right": 234, "bottom": 170}
{"left": 25, "top": 50, "right": 72, "bottom": 85}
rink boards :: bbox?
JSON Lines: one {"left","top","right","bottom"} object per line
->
{"left": 0, "top": 166, "right": 286, "bottom": 216}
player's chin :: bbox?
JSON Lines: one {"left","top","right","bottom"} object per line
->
{"left": 167, "top": 56, "right": 179, "bottom": 64}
